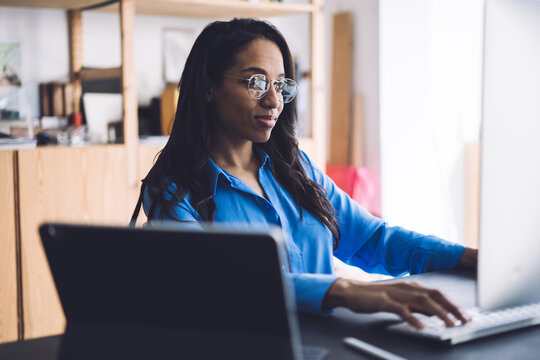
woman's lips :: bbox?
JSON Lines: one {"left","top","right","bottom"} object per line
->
{"left": 255, "top": 115, "right": 277, "bottom": 128}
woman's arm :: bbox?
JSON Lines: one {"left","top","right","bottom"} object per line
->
{"left": 299, "top": 152, "right": 467, "bottom": 275}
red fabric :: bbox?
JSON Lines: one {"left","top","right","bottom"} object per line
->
{"left": 326, "top": 164, "right": 377, "bottom": 215}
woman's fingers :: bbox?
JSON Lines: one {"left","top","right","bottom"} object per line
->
{"left": 408, "top": 293, "right": 456, "bottom": 327}
{"left": 363, "top": 282, "right": 468, "bottom": 327}
{"left": 385, "top": 286, "right": 456, "bottom": 327}
{"left": 400, "top": 282, "right": 470, "bottom": 324}
{"left": 385, "top": 301, "right": 424, "bottom": 329}
{"left": 425, "top": 288, "right": 471, "bottom": 324}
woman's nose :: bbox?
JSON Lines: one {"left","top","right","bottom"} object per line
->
{"left": 260, "top": 82, "right": 281, "bottom": 108}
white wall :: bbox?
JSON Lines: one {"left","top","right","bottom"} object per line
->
{"left": 0, "top": 7, "right": 69, "bottom": 119}
{"left": 324, "top": 0, "right": 382, "bottom": 215}
{"left": 379, "top": 0, "right": 484, "bottom": 243}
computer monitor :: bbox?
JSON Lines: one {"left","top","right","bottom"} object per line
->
{"left": 478, "top": 0, "right": 540, "bottom": 310}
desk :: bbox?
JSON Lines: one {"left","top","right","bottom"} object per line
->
{"left": 1, "top": 270, "right": 539, "bottom": 359}
{"left": 301, "top": 269, "right": 540, "bottom": 359}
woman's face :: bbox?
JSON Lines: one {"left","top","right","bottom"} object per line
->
{"left": 210, "top": 38, "right": 285, "bottom": 145}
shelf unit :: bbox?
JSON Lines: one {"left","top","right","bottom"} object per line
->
{"left": 0, "top": 0, "right": 326, "bottom": 341}
{"left": 1, "top": 0, "right": 314, "bottom": 18}
{"left": 0, "top": 151, "right": 18, "bottom": 343}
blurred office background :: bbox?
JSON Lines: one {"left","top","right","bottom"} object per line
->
{"left": 0, "top": 0, "right": 483, "bottom": 262}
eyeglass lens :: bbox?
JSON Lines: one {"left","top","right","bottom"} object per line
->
{"left": 247, "top": 74, "right": 298, "bottom": 103}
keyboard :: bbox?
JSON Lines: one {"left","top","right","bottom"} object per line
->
{"left": 387, "top": 302, "right": 540, "bottom": 345}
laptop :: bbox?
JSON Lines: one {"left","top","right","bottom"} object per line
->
{"left": 387, "top": 0, "right": 540, "bottom": 344}
{"left": 39, "top": 222, "right": 328, "bottom": 359}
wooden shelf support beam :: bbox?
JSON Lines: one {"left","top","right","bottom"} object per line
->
{"left": 68, "top": 9, "right": 83, "bottom": 114}
{"left": 120, "top": 0, "right": 138, "bottom": 189}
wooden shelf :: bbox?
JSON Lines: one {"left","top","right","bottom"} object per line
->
{"left": 1, "top": 0, "right": 315, "bottom": 18}
{"left": 0, "top": 0, "right": 102, "bottom": 10}
{"left": 128, "top": 0, "right": 314, "bottom": 18}
{"left": 79, "top": 67, "right": 122, "bottom": 81}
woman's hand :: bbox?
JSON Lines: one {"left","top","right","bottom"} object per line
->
{"left": 323, "top": 279, "right": 470, "bottom": 329}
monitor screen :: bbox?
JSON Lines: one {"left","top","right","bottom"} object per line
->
{"left": 478, "top": 0, "right": 540, "bottom": 309}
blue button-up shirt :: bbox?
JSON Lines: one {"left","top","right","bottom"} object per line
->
{"left": 143, "top": 147, "right": 466, "bottom": 314}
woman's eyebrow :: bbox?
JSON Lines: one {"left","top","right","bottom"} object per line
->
{"left": 239, "top": 67, "right": 286, "bottom": 77}
{"left": 240, "top": 67, "right": 267, "bottom": 74}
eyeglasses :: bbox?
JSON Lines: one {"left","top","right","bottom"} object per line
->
{"left": 223, "top": 73, "right": 299, "bottom": 104}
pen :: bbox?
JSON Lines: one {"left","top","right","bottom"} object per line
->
{"left": 343, "top": 337, "right": 408, "bottom": 360}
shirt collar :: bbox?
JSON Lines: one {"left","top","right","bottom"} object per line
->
{"left": 205, "top": 158, "right": 230, "bottom": 196}
{"left": 205, "top": 145, "right": 272, "bottom": 196}
{"left": 253, "top": 144, "right": 272, "bottom": 169}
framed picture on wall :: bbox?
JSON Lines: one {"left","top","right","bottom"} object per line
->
{"left": 162, "top": 28, "right": 196, "bottom": 84}
{"left": 0, "top": 41, "right": 22, "bottom": 121}
{"left": 0, "top": 41, "right": 21, "bottom": 87}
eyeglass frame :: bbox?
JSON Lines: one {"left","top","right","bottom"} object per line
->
{"left": 223, "top": 73, "right": 299, "bottom": 104}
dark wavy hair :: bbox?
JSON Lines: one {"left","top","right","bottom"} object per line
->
{"left": 134, "top": 18, "right": 341, "bottom": 250}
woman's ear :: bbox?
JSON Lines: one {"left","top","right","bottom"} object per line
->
{"left": 206, "top": 82, "right": 215, "bottom": 102}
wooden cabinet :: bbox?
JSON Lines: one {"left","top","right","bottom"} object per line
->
{"left": 0, "top": 151, "right": 18, "bottom": 343}
{"left": 0, "top": 0, "right": 325, "bottom": 341}
{"left": 17, "top": 146, "right": 131, "bottom": 338}
{"left": 14, "top": 144, "right": 163, "bottom": 338}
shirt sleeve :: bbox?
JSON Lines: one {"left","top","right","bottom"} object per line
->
{"left": 143, "top": 183, "right": 203, "bottom": 227}
{"left": 299, "top": 152, "right": 466, "bottom": 276}
{"left": 291, "top": 273, "right": 339, "bottom": 314}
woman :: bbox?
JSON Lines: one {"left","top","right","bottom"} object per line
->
{"left": 133, "top": 18, "right": 477, "bottom": 329}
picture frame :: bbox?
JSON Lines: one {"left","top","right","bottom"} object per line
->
{"left": 0, "top": 41, "right": 22, "bottom": 121}
{"left": 0, "top": 41, "right": 21, "bottom": 87}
